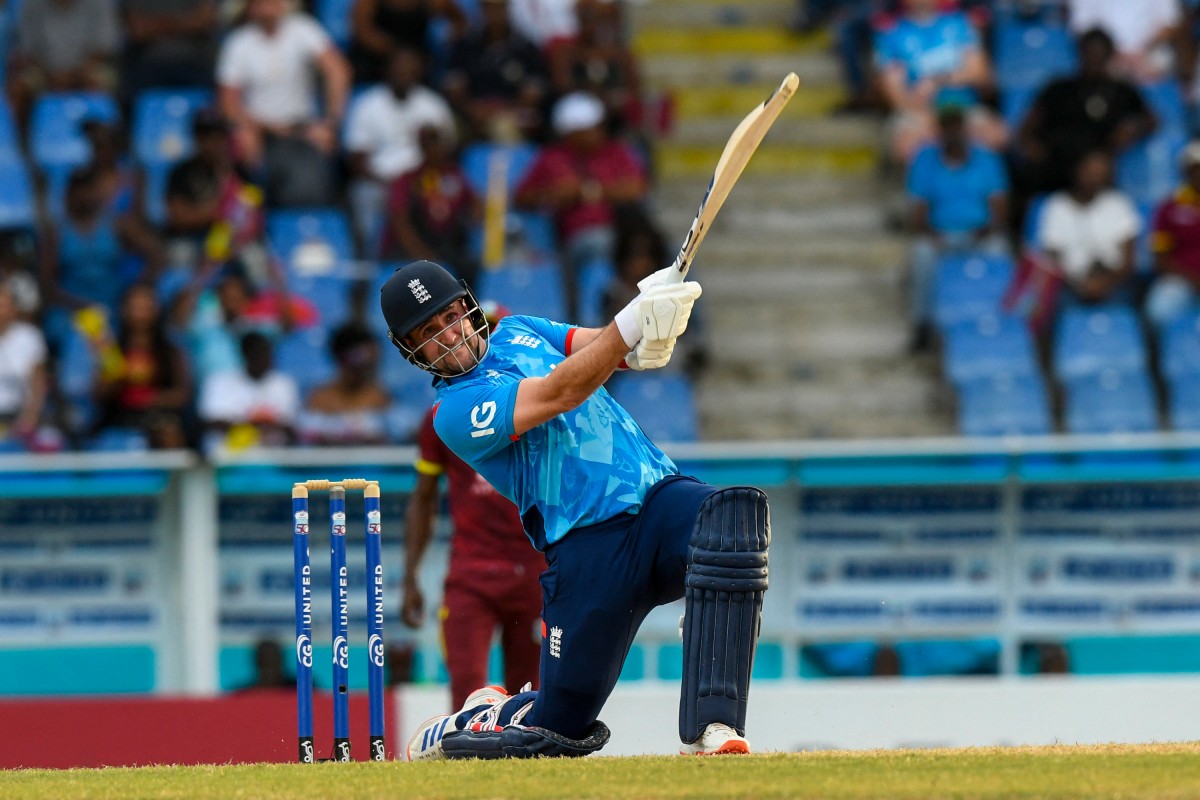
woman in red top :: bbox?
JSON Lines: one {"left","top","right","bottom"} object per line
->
{"left": 93, "top": 281, "right": 192, "bottom": 448}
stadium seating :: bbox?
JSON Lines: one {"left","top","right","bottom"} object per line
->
{"left": 932, "top": 251, "right": 1015, "bottom": 329}
{"left": 1140, "top": 79, "right": 1189, "bottom": 137}
{"left": 0, "top": 99, "right": 20, "bottom": 161}
{"left": 957, "top": 373, "right": 1053, "bottom": 437}
{"left": 1116, "top": 128, "right": 1187, "bottom": 211}
{"left": 266, "top": 208, "right": 357, "bottom": 329}
{"left": 1053, "top": 305, "right": 1147, "bottom": 382}
{"left": 475, "top": 261, "right": 568, "bottom": 321}
{"left": 576, "top": 256, "right": 616, "bottom": 328}
{"left": 460, "top": 142, "right": 539, "bottom": 198}
{"left": 1063, "top": 369, "right": 1158, "bottom": 434}
{"left": 29, "top": 92, "right": 120, "bottom": 173}
{"left": 942, "top": 313, "right": 1038, "bottom": 385}
{"left": 992, "top": 18, "right": 1076, "bottom": 92}
{"left": 316, "top": 0, "right": 355, "bottom": 49}
{"left": 1160, "top": 311, "right": 1200, "bottom": 381}
{"left": 273, "top": 327, "right": 336, "bottom": 400}
{"left": 1000, "top": 83, "right": 1040, "bottom": 131}
{"left": 0, "top": 157, "right": 36, "bottom": 229}
{"left": 608, "top": 373, "right": 698, "bottom": 443}
{"left": 131, "top": 89, "right": 213, "bottom": 168}
{"left": 1167, "top": 375, "right": 1200, "bottom": 431}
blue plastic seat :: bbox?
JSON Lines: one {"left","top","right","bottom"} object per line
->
{"left": 932, "top": 251, "right": 1015, "bottom": 329}
{"left": 576, "top": 257, "right": 616, "bottom": 328}
{"left": 0, "top": 157, "right": 36, "bottom": 229}
{"left": 0, "top": 99, "right": 21, "bottom": 161}
{"left": 86, "top": 428, "right": 150, "bottom": 452}
{"left": 609, "top": 373, "right": 699, "bottom": 443}
{"left": 1064, "top": 369, "right": 1158, "bottom": 434}
{"left": 1168, "top": 375, "right": 1200, "bottom": 431}
{"left": 29, "top": 92, "right": 120, "bottom": 172}
{"left": 992, "top": 19, "right": 1076, "bottom": 92}
{"left": 316, "top": 0, "right": 355, "bottom": 48}
{"left": 1022, "top": 193, "right": 1049, "bottom": 249}
{"left": 1140, "top": 79, "right": 1189, "bottom": 137}
{"left": 957, "top": 373, "right": 1053, "bottom": 437}
{"left": 141, "top": 162, "right": 173, "bottom": 225}
{"left": 1053, "top": 305, "right": 1147, "bottom": 382}
{"left": 131, "top": 89, "right": 213, "bottom": 167}
{"left": 943, "top": 313, "right": 1039, "bottom": 385}
{"left": 266, "top": 208, "right": 357, "bottom": 329}
{"left": 1161, "top": 311, "right": 1200, "bottom": 381}
{"left": 1116, "top": 128, "right": 1187, "bottom": 210}
{"left": 475, "top": 263, "right": 568, "bottom": 321}
{"left": 1000, "top": 83, "right": 1040, "bottom": 131}
{"left": 273, "top": 328, "right": 335, "bottom": 400}
{"left": 460, "top": 142, "right": 539, "bottom": 198}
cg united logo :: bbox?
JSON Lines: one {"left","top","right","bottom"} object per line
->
{"left": 296, "top": 634, "right": 312, "bottom": 668}
{"left": 369, "top": 633, "right": 385, "bottom": 668}
{"left": 333, "top": 635, "right": 349, "bottom": 669}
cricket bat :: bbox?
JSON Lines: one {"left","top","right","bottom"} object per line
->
{"left": 669, "top": 72, "right": 799, "bottom": 282}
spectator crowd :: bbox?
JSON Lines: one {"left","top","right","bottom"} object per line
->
{"left": 807, "top": 0, "right": 1200, "bottom": 436}
{"left": 0, "top": 0, "right": 695, "bottom": 455}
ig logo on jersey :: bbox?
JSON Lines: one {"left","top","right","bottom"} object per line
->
{"left": 470, "top": 401, "right": 497, "bottom": 438}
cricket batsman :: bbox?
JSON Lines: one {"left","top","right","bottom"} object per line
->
{"left": 380, "top": 259, "right": 770, "bottom": 758}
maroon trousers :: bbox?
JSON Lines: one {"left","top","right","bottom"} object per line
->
{"left": 440, "top": 561, "right": 543, "bottom": 708}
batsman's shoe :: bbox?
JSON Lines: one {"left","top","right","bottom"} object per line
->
{"left": 407, "top": 685, "right": 510, "bottom": 761}
{"left": 680, "top": 723, "right": 751, "bottom": 756}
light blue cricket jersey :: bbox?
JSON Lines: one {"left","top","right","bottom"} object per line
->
{"left": 432, "top": 315, "right": 678, "bottom": 550}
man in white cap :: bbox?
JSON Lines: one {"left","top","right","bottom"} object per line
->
{"left": 1147, "top": 141, "right": 1200, "bottom": 329}
{"left": 515, "top": 91, "right": 647, "bottom": 318}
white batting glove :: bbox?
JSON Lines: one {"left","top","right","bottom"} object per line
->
{"left": 636, "top": 264, "right": 684, "bottom": 293}
{"left": 625, "top": 338, "right": 675, "bottom": 371}
{"left": 638, "top": 281, "right": 702, "bottom": 343}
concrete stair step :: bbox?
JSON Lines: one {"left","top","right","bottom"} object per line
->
{"left": 667, "top": 114, "right": 880, "bottom": 150}
{"left": 686, "top": 231, "right": 907, "bottom": 271}
{"left": 630, "top": 0, "right": 794, "bottom": 30}
{"left": 696, "top": 376, "right": 955, "bottom": 440}
{"left": 659, "top": 200, "right": 889, "bottom": 239}
{"left": 671, "top": 82, "right": 844, "bottom": 120}
{"left": 657, "top": 141, "right": 875, "bottom": 179}
{"left": 643, "top": 52, "right": 839, "bottom": 90}
{"left": 634, "top": 26, "right": 824, "bottom": 57}
{"left": 700, "top": 263, "right": 903, "bottom": 297}
{"left": 655, "top": 174, "right": 899, "bottom": 212}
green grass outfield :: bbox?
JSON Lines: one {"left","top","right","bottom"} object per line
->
{"left": 3, "top": 744, "right": 1199, "bottom": 800}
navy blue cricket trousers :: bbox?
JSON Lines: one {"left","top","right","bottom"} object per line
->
{"left": 523, "top": 475, "right": 718, "bottom": 740}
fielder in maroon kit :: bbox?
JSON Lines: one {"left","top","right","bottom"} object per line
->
{"left": 402, "top": 405, "right": 545, "bottom": 708}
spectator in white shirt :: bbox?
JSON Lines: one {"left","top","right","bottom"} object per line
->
{"left": 217, "top": 0, "right": 351, "bottom": 207}
{"left": 509, "top": 0, "right": 579, "bottom": 50}
{"left": 0, "top": 282, "right": 48, "bottom": 448}
{"left": 1039, "top": 149, "right": 1142, "bottom": 306}
{"left": 345, "top": 45, "right": 456, "bottom": 255}
{"left": 1068, "top": 0, "right": 1182, "bottom": 83}
{"left": 199, "top": 330, "right": 299, "bottom": 449}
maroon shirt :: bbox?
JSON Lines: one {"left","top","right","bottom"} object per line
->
{"left": 1152, "top": 187, "right": 1200, "bottom": 281}
{"left": 515, "top": 140, "right": 645, "bottom": 239}
{"left": 415, "top": 409, "right": 542, "bottom": 571}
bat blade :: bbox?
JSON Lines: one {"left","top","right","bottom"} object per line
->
{"left": 670, "top": 72, "right": 799, "bottom": 281}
